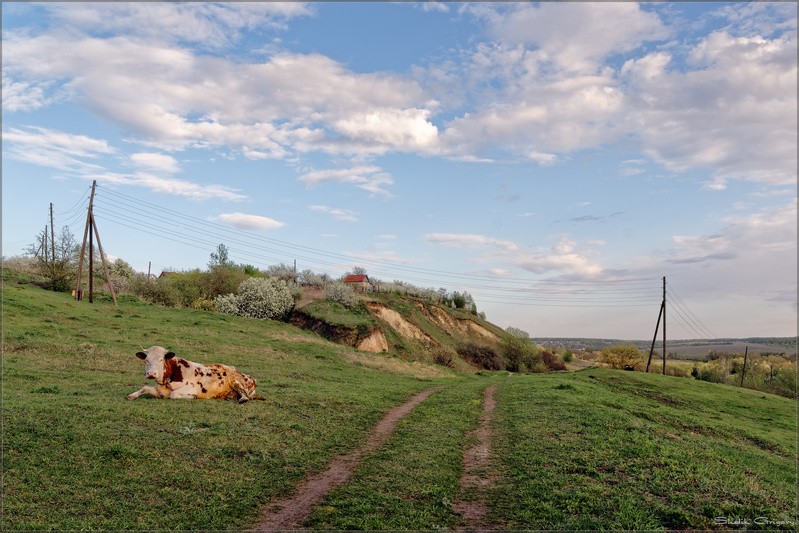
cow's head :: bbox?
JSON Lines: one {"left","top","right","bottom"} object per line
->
{"left": 135, "top": 346, "right": 175, "bottom": 384}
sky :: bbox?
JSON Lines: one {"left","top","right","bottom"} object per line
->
{"left": 2, "top": 2, "right": 796, "bottom": 340}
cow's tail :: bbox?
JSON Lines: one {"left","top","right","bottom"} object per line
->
{"left": 248, "top": 395, "right": 268, "bottom": 401}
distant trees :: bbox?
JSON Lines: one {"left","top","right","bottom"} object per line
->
{"left": 693, "top": 352, "right": 796, "bottom": 399}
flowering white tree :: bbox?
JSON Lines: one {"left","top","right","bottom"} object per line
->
{"left": 216, "top": 277, "right": 294, "bottom": 320}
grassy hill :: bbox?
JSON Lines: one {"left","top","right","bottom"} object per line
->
{"left": 2, "top": 274, "right": 796, "bottom": 530}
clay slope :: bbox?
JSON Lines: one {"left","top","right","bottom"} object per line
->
{"left": 291, "top": 294, "right": 508, "bottom": 368}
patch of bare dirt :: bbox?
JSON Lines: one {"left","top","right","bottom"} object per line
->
{"left": 429, "top": 306, "right": 499, "bottom": 344}
{"left": 251, "top": 388, "right": 438, "bottom": 531}
{"left": 366, "top": 302, "right": 435, "bottom": 345}
{"left": 356, "top": 328, "right": 389, "bottom": 353}
{"left": 453, "top": 384, "right": 499, "bottom": 530}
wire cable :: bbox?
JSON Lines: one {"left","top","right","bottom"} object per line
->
{"left": 93, "top": 184, "right": 664, "bottom": 309}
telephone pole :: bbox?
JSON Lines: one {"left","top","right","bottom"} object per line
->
{"left": 662, "top": 276, "right": 667, "bottom": 374}
{"left": 646, "top": 276, "right": 667, "bottom": 374}
{"left": 50, "top": 203, "right": 56, "bottom": 267}
{"left": 74, "top": 180, "right": 117, "bottom": 306}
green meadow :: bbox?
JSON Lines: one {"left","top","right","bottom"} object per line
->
{"left": 2, "top": 274, "right": 796, "bottom": 530}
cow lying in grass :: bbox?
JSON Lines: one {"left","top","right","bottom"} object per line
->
{"left": 127, "top": 346, "right": 259, "bottom": 403}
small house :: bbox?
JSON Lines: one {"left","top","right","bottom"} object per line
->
{"left": 343, "top": 274, "right": 371, "bottom": 292}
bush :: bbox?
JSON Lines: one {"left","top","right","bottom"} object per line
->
{"left": 433, "top": 350, "right": 455, "bottom": 368}
{"left": 601, "top": 344, "right": 643, "bottom": 370}
{"left": 457, "top": 342, "right": 504, "bottom": 371}
{"left": 192, "top": 298, "right": 218, "bottom": 311}
{"left": 203, "top": 266, "right": 248, "bottom": 300}
{"left": 325, "top": 282, "right": 359, "bottom": 308}
{"left": 217, "top": 276, "right": 294, "bottom": 320}
{"left": 541, "top": 349, "right": 567, "bottom": 371}
{"left": 127, "top": 274, "right": 181, "bottom": 307}
{"left": 502, "top": 336, "right": 540, "bottom": 372}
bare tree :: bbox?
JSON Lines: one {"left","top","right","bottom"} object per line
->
{"left": 27, "top": 226, "right": 79, "bottom": 292}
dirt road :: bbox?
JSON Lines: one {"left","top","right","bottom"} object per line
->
{"left": 453, "top": 384, "right": 499, "bottom": 529}
{"left": 251, "top": 387, "right": 437, "bottom": 531}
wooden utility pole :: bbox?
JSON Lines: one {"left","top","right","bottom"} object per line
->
{"left": 646, "top": 276, "right": 667, "bottom": 374}
{"left": 740, "top": 346, "right": 749, "bottom": 386}
{"left": 50, "top": 203, "right": 56, "bottom": 267}
{"left": 90, "top": 209, "right": 117, "bottom": 306}
{"left": 662, "top": 276, "right": 667, "bottom": 375}
{"left": 74, "top": 180, "right": 117, "bottom": 306}
{"left": 43, "top": 225, "right": 49, "bottom": 264}
{"left": 646, "top": 302, "right": 664, "bottom": 373}
{"left": 88, "top": 211, "right": 94, "bottom": 302}
{"left": 75, "top": 182, "right": 95, "bottom": 300}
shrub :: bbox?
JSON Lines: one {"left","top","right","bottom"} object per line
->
{"left": 127, "top": 274, "right": 181, "bottom": 307}
{"left": 191, "top": 298, "right": 218, "bottom": 311}
{"left": 541, "top": 349, "right": 567, "bottom": 371}
{"left": 325, "top": 282, "right": 359, "bottom": 308}
{"left": 457, "top": 342, "right": 503, "bottom": 371}
{"left": 502, "top": 336, "right": 540, "bottom": 372}
{"left": 433, "top": 350, "right": 455, "bottom": 368}
{"left": 601, "top": 344, "right": 643, "bottom": 370}
{"left": 217, "top": 276, "right": 294, "bottom": 320}
{"left": 203, "top": 266, "right": 248, "bottom": 300}
{"left": 215, "top": 293, "right": 240, "bottom": 316}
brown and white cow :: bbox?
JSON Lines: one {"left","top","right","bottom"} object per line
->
{"left": 127, "top": 346, "right": 258, "bottom": 403}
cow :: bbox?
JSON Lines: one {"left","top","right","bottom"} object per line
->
{"left": 127, "top": 346, "right": 258, "bottom": 403}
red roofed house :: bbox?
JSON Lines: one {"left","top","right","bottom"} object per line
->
{"left": 343, "top": 274, "right": 371, "bottom": 292}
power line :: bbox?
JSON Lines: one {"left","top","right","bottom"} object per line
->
{"left": 93, "top": 184, "right": 663, "bottom": 309}
{"left": 97, "top": 187, "right": 659, "bottom": 289}
{"left": 667, "top": 285, "right": 717, "bottom": 338}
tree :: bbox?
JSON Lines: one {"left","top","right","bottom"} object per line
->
{"left": 452, "top": 291, "right": 467, "bottom": 309}
{"left": 27, "top": 226, "right": 78, "bottom": 292}
{"left": 601, "top": 344, "right": 643, "bottom": 370}
{"left": 208, "top": 243, "right": 234, "bottom": 269}
{"left": 351, "top": 266, "right": 368, "bottom": 276}
{"left": 506, "top": 326, "right": 532, "bottom": 341}
{"left": 267, "top": 263, "right": 296, "bottom": 283}
{"left": 216, "top": 277, "right": 294, "bottom": 320}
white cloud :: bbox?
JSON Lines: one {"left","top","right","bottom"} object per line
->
{"left": 422, "top": 233, "right": 519, "bottom": 252}
{"left": 2, "top": 74, "right": 51, "bottom": 112}
{"left": 309, "top": 205, "right": 358, "bottom": 222}
{"left": 622, "top": 30, "right": 797, "bottom": 187}
{"left": 625, "top": 201, "right": 796, "bottom": 308}
{"left": 130, "top": 152, "right": 180, "bottom": 174}
{"left": 46, "top": 3, "right": 314, "bottom": 49}
{"left": 298, "top": 166, "right": 394, "bottom": 195}
{"left": 215, "top": 212, "right": 285, "bottom": 230}
{"left": 474, "top": 2, "right": 668, "bottom": 73}
{"left": 3, "top": 22, "right": 437, "bottom": 158}
{"left": 514, "top": 236, "right": 603, "bottom": 277}
{"left": 2, "top": 125, "right": 113, "bottom": 172}
{"left": 94, "top": 172, "right": 247, "bottom": 202}
{"left": 418, "top": 2, "right": 449, "bottom": 14}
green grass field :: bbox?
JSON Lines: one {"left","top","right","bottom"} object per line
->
{"left": 3, "top": 276, "right": 797, "bottom": 530}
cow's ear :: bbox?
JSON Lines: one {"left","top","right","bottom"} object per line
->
{"left": 136, "top": 352, "right": 147, "bottom": 360}
{"left": 165, "top": 351, "right": 176, "bottom": 360}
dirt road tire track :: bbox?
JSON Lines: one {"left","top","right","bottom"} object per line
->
{"left": 453, "top": 384, "right": 499, "bottom": 530}
{"left": 250, "top": 387, "right": 438, "bottom": 531}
